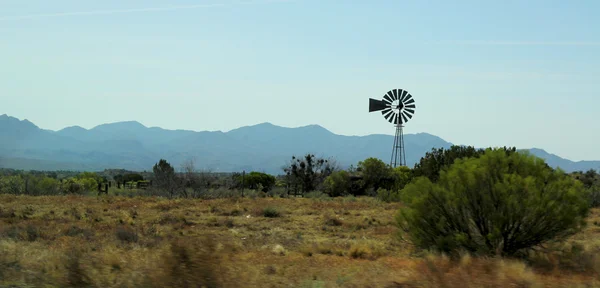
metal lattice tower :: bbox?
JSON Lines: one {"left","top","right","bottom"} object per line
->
{"left": 368, "top": 89, "right": 416, "bottom": 168}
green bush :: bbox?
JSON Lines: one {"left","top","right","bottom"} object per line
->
{"left": 0, "top": 176, "right": 24, "bottom": 194}
{"left": 323, "top": 170, "right": 351, "bottom": 197}
{"left": 304, "top": 191, "right": 330, "bottom": 200}
{"left": 263, "top": 207, "right": 280, "bottom": 218}
{"left": 589, "top": 185, "right": 600, "bottom": 207}
{"left": 397, "top": 148, "right": 590, "bottom": 257}
{"left": 376, "top": 188, "right": 401, "bottom": 203}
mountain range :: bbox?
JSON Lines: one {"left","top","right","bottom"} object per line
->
{"left": 1, "top": 114, "right": 598, "bottom": 174}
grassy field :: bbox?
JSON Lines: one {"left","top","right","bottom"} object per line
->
{"left": 1, "top": 194, "right": 599, "bottom": 287}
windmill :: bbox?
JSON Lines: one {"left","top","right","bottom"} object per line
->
{"left": 369, "top": 89, "right": 416, "bottom": 168}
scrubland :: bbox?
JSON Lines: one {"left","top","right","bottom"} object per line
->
{"left": 1, "top": 194, "right": 599, "bottom": 287}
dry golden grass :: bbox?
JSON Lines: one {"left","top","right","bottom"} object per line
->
{"left": 0, "top": 194, "right": 599, "bottom": 287}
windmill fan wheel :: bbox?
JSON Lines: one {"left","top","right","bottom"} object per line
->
{"left": 368, "top": 89, "right": 416, "bottom": 125}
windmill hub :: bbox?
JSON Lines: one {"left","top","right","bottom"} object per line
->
{"left": 368, "top": 89, "right": 417, "bottom": 168}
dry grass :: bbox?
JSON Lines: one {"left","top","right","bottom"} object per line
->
{"left": 0, "top": 194, "right": 599, "bottom": 287}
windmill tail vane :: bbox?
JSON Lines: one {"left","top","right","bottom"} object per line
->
{"left": 368, "top": 89, "right": 416, "bottom": 168}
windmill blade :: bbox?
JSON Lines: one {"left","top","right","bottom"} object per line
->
{"left": 405, "top": 104, "right": 416, "bottom": 109}
{"left": 386, "top": 113, "right": 395, "bottom": 123}
{"left": 399, "top": 90, "right": 408, "bottom": 102}
{"left": 384, "top": 110, "right": 394, "bottom": 121}
{"left": 402, "top": 110, "right": 413, "bottom": 119}
{"left": 392, "top": 89, "right": 398, "bottom": 100}
{"left": 404, "top": 98, "right": 415, "bottom": 105}
{"left": 386, "top": 90, "right": 395, "bottom": 101}
{"left": 389, "top": 90, "right": 398, "bottom": 101}
{"left": 403, "top": 94, "right": 413, "bottom": 103}
{"left": 401, "top": 112, "right": 409, "bottom": 123}
{"left": 383, "top": 93, "right": 393, "bottom": 103}
{"left": 369, "top": 98, "right": 389, "bottom": 112}
{"left": 381, "top": 108, "right": 392, "bottom": 116}
{"left": 404, "top": 108, "right": 415, "bottom": 114}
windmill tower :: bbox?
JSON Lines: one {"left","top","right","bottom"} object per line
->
{"left": 368, "top": 89, "right": 416, "bottom": 168}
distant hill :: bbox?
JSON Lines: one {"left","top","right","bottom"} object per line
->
{"left": 0, "top": 114, "right": 598, "bottom": 174}
{"left": 523, "top": 148, "right": 600, "bottom": 173}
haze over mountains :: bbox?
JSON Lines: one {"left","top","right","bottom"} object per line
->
{"left": 0, "top": 114, "right": 598, "bottom": 174}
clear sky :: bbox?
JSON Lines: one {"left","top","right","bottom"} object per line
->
{"left": 1, "top": 0, "right": 598, "bottom": 161}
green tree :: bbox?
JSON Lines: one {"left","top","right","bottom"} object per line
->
{"left": 283, "top": 154, "right": 335, "bottom": 195}
{"left": 378, "top": 166, "right": 414, "bottom": 202}
{"left": 412, "top": 146, "right": 485, "bottom": 182}
{"left": 357, "top": 157, "right": 391, "bottom": 193}
{"left": 323, "top": 170, "right": 351, "bottom": 197}
{"left": 76, "top": 172, "right": 105, "bottom": 183}
{"left": 24, "top": 175, "right": 61, "bottom": 195}
{"left": 390, "top": 166, "right": 413, "bottom": 191}
{"left": 153, "top": 159, "right": 179, "bottom": 198}
{"left": 397, "top": 148, "right": 589, "bottom": 257}
{"left": 579, "top": 169, "right": 598, "bottom": 188}
{"left": 37, "top": 177, "right": 61, "bottom": 195}
{"left": 588, "top": 184, "right": 600, "bottom": 207}
{"left": 77, "top": 178, "right": 98, "bottom": 192}
{"left": 242, "top": 172, "right": 276, "bottom": 192}
{"left": 63, "top": 178, "right": 85, "bottom": 194}
{"left": 122, "top": 173, "right": 144, "bottom": 183}
{"left": 0, "top": 175, "right": 24, "bottom": 194}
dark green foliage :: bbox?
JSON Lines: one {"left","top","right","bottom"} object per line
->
{"left": 152, "top": 159, "right": 180, "bottom": 198}
{"left": 581, "top": 169, "right": 598, "bottom": 188}
{"left": 573, "top": 169, "right": 600, "bottom": 207}
{"left": 357, "top": 157, "right": 392, "bottom": 193}
{"left": 263, "top": 207, "right": 281, "bottom": 218}
{"left": 376, "top": 166, "right": 414, "bottom": 201}
{"left": 235, "top": 171, "right": 276, "bottom": 192}
{"left": 412, "top": 145, "right": 518, "bottom": 182}
{"left": 115, "top": 173, "right": 144, "bottom": 184}
{"left": 398, "top": 148, "right": 589, "bottom": 257}
{"left": 588, "top": 185, "right": 600, "bottom": 207}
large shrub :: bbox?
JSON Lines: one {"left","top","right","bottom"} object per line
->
{"left": 589, "top": 184, "right": 600, "bottom": 208}
{"left": 242, "top": 172, "right": 276, "bottom": 192}
{"left": 323, "top": 170, "right": 351, "bottom": 197}
{"left": 357, "top": 157, "right": 391, "bottom": 192}
{"left": 412, "top": 145, "right": 517, "bottom": 182}
{"left": 397, "top": 148, "right": 590, "bottom": 257}
{"left": 0, "top": 175, "right": 24, "bottom": 194}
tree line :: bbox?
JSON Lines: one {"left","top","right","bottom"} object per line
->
{"left": 0, "top": 145, "right": 598, "bottom": 257}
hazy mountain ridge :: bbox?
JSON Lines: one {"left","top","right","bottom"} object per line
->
{"left": 0, "top": 114, "right": 598, "bottom": 174}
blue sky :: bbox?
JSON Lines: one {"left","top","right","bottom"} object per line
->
{"left": 1, "top": 0, "right": 599, "bottom": 161}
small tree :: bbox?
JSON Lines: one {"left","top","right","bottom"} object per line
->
{"left": 0, "top": 175, "right": 24, "bottom": 194}
{"left": 397, "top": 148, "right": 590, "bottom": 257}
{"left": 378, "top": 166, "right": 414, "bottom": 202}
{"left": 153, "top": 159, "right": 179, "bottom": 198}
{"left": 122, "top": 173, "right": 144, "bottom": 183}
{"left": 357, "top": 157, "right": 391, "bottom": 193}
{"left": 580, "top": 169, "right": 598, "bottom": 188}
{"left": 242, "top": 172, "right": 276, "bottom": 192}
{"left": 283, "top": 154, "right": 335, "bottom": 195}
{"left": 76, "top": 172, "right": 104, "bottom": 184}
{"left": 323, "top": 170, "right": 351, "bottom": 197}
{"left": 589, "top": 184, "right": 600, "bottom": 208}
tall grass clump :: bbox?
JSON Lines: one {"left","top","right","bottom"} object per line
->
{"left": 262, "top": 207, "right": 281, "bottom": 218}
